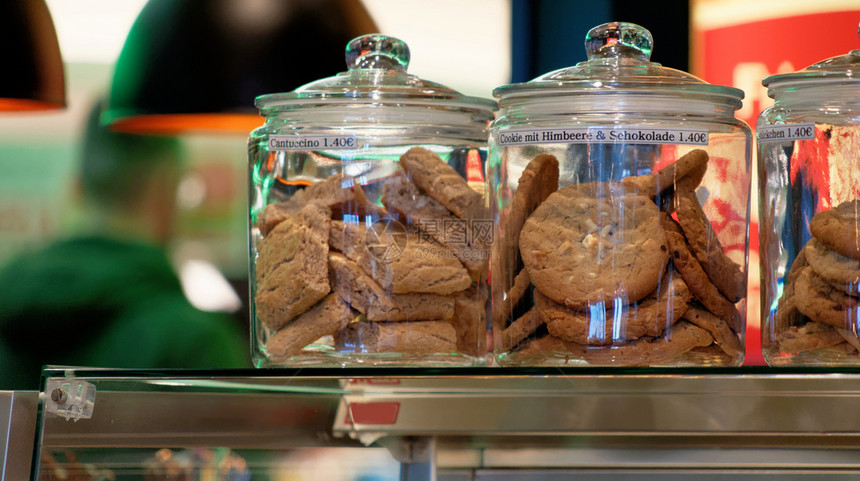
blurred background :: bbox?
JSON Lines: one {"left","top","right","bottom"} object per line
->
{"left": 0, "top": 0, "right": 858, "bottom": 367}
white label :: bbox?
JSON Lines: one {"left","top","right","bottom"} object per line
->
{"left": 757, "top": 123, "right": 815, "bottom": 143}
{"left": 268, "top": 134, "right": 359, "bottom": 151}
{"left": 497, "top": 126, "right": 710, "bottom": 146}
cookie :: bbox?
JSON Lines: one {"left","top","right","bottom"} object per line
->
{"left": 448, "top": 285, "right": 488, "bottom": 356}
{"left": 257, "top": 173, "right": 379, "bottom": 236}
{"left": 491, "top": 268, "right": 531, "bottom": 334}
{"left": 499, "top": 307, "right": 543, "bottom": 352}
{"left": 810, "top": 200, "right": 860, "bottom": 260}
{"left": 255, "top": 204, "right": 331, "bottom": 330}
{"left": 519, "top": 183, "right": 668, "bottom": 309}
{"left": 398, "top": 147, "right": 486, "bottom": 221}
{"left": 507, "top": 334, "right": 585, "bottom": 363}
{"left": 381, "top": 174, "right": 489, "bottom": 281}
{"left": 329, "top": 220, "right": 472, "bottom": 295}
{"left": 498, "top": 154, "right": 560, "bottom": 286}
{"left": 536, "top": 267, "right": 691, "bottom": 345}
{"left": 661, "top": 213, "right": 743, "bottom": 333}
{"left": 631, "top": 266, "right": 693, "bottom": 336}
{"left": 619, "top": 148, "right": 709, "bottom": 197}
{"left": 828, "top": 281, "right": 860, "bottom": 297}
{"left": 334, "top": 320, "right": 458, "bottom": 354}
{"left": 775, "top": 321, "right": 845, "bottom": 354}
{"left": 581, "top": 321, "right": 714, "bottom": 366}
{"left": 674, "top": 175, "right": 746, "bottom": 302}
{"left": 804, "top": 237, "right": 860, "bottom": 287}
{"left": 328, "top": 252, "right": 454, "bottom": 321}
{"left": 793, "top": 265, "right": 860, "bottom": 329}
{"left": 774, "top": 246, "right": 810, "bottom": 330}
{"left": 266, "top": 293, "right": 356, "bottom": 361}
{"left": 681, "top": 305, "right": 743, "bottom": 358}
{"left": 775, "top": 293, "right": 802, "bottom": 333}
{"left": 787, "top": 243, "right": 810, "bottom": 288}
{"left": 836, "top": 327, "right": 860, "bottom": 352}
{"left": 687, "top": 344, "right": 735, "bottom": 364}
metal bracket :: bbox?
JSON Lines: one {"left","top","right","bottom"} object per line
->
{"left": 379, "top": 436, "right": 436, "bottom": 481}
{"left": 44, "top": 378, "right": 96, "bottom": 422}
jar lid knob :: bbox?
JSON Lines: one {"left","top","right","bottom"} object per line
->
{"left": 585, "top": 22, "right": 653, "bottom": 61}
{"left": 346, "top": 34, "right": 410, "bottom": 71}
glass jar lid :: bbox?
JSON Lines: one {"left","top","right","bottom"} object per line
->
{"left": 762, "top": 24, "right": 860, "bottom": 90}
{"left": 494, "top": 22, "right": 743, "bottom": 103}
{"left": 255, "top": 34, "right": 497, "bottom": 114}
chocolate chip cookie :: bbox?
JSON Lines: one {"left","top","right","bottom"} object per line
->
{"left": 499, "top": 307, "right": 543, "bottom": 352}
{"left": 674, "top": 175, "right": 746, "bottom": 302}
{"left": 492, "top": 268, "right": 531, "bottom": 336}
{"left": 536, "top": 267, "right": 691, "bottom": 345}
{"left": 810, "top": 200, "right": 860, "bottom": 260}
{"left": 775, "top": 321, "right": 845, "bottom": 354}
{"left": 793, "top": 265, "right": 860, "bottom": 329}
{"left": 520, "top": 183, "right": 668, "bottom": 309}
{"left": 681, "top": 305, "right": 743, "bottom": 358}
{"left": 498, "top": 154, "right": 559, "bottom": 285}
{"left": 619, "top": 148, "right": 709, "bottom": 197}
{"left": 661, "top": 213, "right": 743, "bottom": 333}
{"left": 581, "top": 321, "right": 714, "bottom": 366}
{"left": 804, "top": 237, "right": 860, "bottom": 288}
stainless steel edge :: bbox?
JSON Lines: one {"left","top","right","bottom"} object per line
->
{"left": 1, "top": 391, "right": 38, "bottom": 481}
{"left": 31, "top": 372, "right": 860, "bottom": 472}
{"left": 333, "top": 372, "right": 860, "bottom": 435}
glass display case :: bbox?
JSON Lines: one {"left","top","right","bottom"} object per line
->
{"left": 247, "top": 33, "right": 495, "bottom": 368}
{"left": 6, "top": 367, "right": 860, "bottom": 479}
{"left": 488, "top": 22, "right": 751, "bottom": 367}
{"left": 757, "top": 25, "right": 860, "bottom": 367}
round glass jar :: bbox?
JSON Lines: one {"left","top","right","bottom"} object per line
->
{"left": 248, "top": 34, "right": 496, "bottom": 367}
{"left": 758, "top": 28, "right": 860, "bottom": 366}
{"left": 489, "top": 22, "right": 751, "bottom": 367}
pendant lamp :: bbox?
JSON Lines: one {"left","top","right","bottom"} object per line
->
{"left": 103, "top": 0, "right": 377, "bottom": 135}
{"left": 0, "top": 0, "right": 65, "bottom": 111}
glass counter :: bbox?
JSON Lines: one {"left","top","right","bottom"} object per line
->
{"left": 13, "top": 367, "right": 860, "bottom": 479}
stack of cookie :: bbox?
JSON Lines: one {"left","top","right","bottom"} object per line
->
{"left": 494, "top": 149, "right": 746, "bottom": 366}
{"left": 253, "top": 147, "right": 489, "bottom": 364}
{"left": 773, "top": 200, "right": 860, "bottom": 357}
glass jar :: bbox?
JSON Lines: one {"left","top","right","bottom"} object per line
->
{"left": 248, "top": 34, "right": 496, "bottom": 367}
{"left": 758, "top": 27, "right": 860, "bottom": 366}
{"left": 489, "top": 22, "right": 751, "bottom": 367}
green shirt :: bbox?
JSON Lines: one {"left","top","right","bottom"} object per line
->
{"left": 0, "top": 236, "right": 250, "bottom": 390}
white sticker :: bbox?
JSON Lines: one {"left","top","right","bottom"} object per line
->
{"left": 268, "top": 134, "right": 359, "bottom": 151}
{"left": 757, "top": 123, "right": 815, "bottom": 143}
{"left": 497, "top": 126, "right": 709, "bottom": 146}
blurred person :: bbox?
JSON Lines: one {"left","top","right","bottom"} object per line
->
{"left": 0, "top": 101, "right": 249, "bottom": 390}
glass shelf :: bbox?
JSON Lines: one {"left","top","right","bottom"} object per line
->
{"left": 15, "top": 366, "right": 860, "bottom": 479}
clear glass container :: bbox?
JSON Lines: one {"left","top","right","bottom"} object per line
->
{"left": 248, "top": 34, "right": 496, "bottom": 367}
{"left": 758, "top": 25, "right": 860, "bottom": 366}
{"left": 488, "top": 22, "right": 751, "bottom": 367}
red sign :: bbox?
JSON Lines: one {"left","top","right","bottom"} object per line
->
{"left": 692, "top": 6, "right": 860, "bottom": 365}
{"left": 694, "top": 9, "right": 860, "bottom": 128}
{"left": 344, "top": 401, "right": 401, "bottom": 425}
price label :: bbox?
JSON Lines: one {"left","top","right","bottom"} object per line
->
{"left": 757, "top": 123, "right": 815, "bottom": 143}
{"left": 268, "top": 134, "right": 359, "bottom": 151}
{"left": 497, "top": 126, "right": 709, "bottom": 146}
